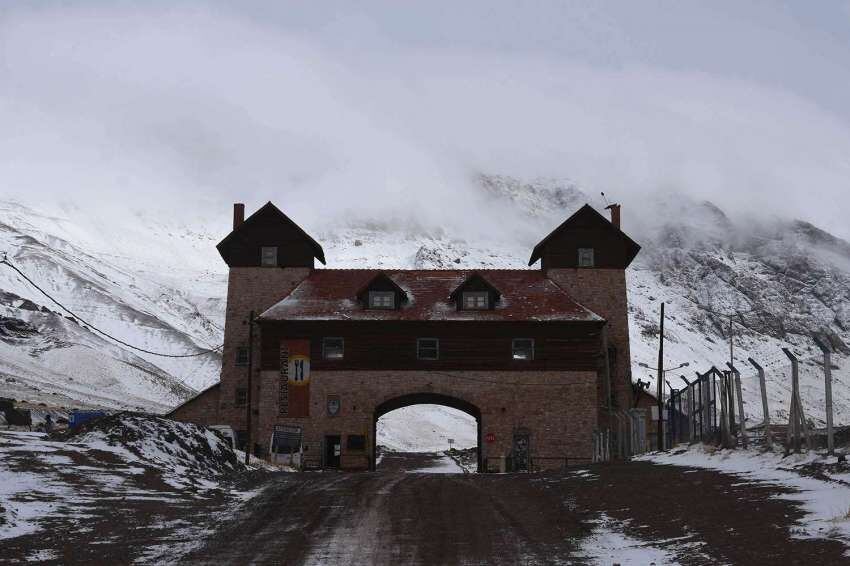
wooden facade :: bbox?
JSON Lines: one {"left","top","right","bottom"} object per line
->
{"left": 259, "top": 320, "right": 605, "bottom": 373}
{"left": 529, "top": 204, "right": 640, "bottom": 269}
{"left": 216, "top": 202, "right": 325, "bottom": 268}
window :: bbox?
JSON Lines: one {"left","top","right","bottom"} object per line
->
{"left": 322, "top": 337, "right": 344, "bottom": 360}
{"left": 260, "top": 246, "right": 278, "bottom": 267}
{"left": 346, "top": 434, "right": 366, "bottom": 451}
{"left": 462, "top": 291, "right": 489, "bottom": 310}
{"left": 512, "top": 339, "right": 535, "bottom": 361}
{"left": 235, "top": 346, "right": 249, "bottom": 366}
{"left": 235, "top": 387, "right": 247, "bottom": 407}
{"left": 578, "top": 248, "right": 594, "bottom": 267}
{"left": 368, "top": 291, "right": 395, "bottom": 309}
{"left": 417, "top": 338, "right": 439, "bottom": 360}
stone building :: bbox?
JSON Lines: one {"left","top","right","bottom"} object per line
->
{"left": 169, "top": 201, "right": 640, "bottom": 471}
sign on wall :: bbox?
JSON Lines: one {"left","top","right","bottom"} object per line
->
{"left": 280, "top": 339, "right": 311, "bottom": 418}
{"left": 279, "top": 343, "right": 289, "bottom": 416}
{"left": 272, "top": 424, "right": 303, "bottom": 453}
{"left": 327, "top": 395, "right": 340, "bottom": 416}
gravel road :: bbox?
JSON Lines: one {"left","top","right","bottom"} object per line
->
{"left": 181, "top": 454, "right": 849, "bottom": 565}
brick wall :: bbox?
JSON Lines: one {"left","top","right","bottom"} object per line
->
{"left": 167, "top": 384, "right": 220, "bottom": 426}
{"left": 256, "top": 369, "right": 598, "bottom": 471}
{"left": 545, "top": 268, "right": 633, "bottom": 424}
{"left": 217, "top": 267, "right": 312, "bottom": 433}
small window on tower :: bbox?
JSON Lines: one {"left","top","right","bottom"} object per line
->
{"left": 235, "top": 346, "right": 249, "bottom": 366}
{"left": 322, "top": 337, "right": 344, "bottom": 360}
{"left": 512, "top": 339, "right": 535, "bottom": 361}
{"left": 235, "top": 387, "right": 247, "bottom": 407}
{"left": 260, "top": 246, "right": 278, "bottom": 267}
{"left": 417, "top": 338, "right": 439, "bottom": 360}
{"left": 578, "top": 248, "right": 595, "bottom": 267}
{"left": 462, "top": 291, "right": 489, "bottom": 310}
{"left": 368, "top": 291, "right": 395, "bottom": 309}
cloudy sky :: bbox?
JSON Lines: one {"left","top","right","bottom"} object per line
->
{"left": 2, "top": 1, "right": 850, "bottom": 238}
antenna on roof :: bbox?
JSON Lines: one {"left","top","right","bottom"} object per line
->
{"left": 600, "top": 192, "right": 611, "bottom": 207}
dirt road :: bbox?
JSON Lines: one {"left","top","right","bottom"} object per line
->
{"left": 182, "top": 457, "right": 849, "bottom": 566}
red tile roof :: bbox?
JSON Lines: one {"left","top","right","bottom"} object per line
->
{"left": 259, "top": 269, "right": 603, "bottom": 322}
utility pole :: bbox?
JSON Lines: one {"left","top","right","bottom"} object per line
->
{"left": 244, "top": 310, "right": 255, "bottom": 466}
{"left": 657, "top": 302, "right": 665, "bottom": 451}
{"left": 729, "top": 316, "right": 734, "bottom": 367}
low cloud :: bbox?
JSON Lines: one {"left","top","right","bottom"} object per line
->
{"left": 1, "top": 3, "right": 849, "bottom": 240}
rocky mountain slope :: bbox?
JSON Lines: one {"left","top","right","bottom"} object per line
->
{"left": 1, "top": 176, "right": 848, "bottom": 432}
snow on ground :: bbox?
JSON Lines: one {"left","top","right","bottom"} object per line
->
{"left": 70, "top": 413, "right": 245, "bottom": 491}
{"left": 407, "top": 454, "right": 465, "bottom": 474}
{"left": 0, "top": 414, "right": 260, "bottom": 544}
{"left": 377, "top": 404, "right": 477, "bottom": 452}
{"left": 575, "top": 513, "right": 683, "bottom": 565}
{"left": 640, "top": 445, "right": 850, "bottom": 547}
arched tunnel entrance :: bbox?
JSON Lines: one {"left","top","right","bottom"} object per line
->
{"left": 372, "top": 393, "right": 482, "bottom": 472}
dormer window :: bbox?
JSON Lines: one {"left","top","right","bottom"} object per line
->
{"left": 450, "top": 272, "right": 501, "bottom": 311}
{"left": 356, "top": 272, "right": 407, "bottom": 310}
{"left": 578, "top": 248, "right": 594, "bottom": 267}
{"left": 462, "top": 291, "right": 489, "bottom": 310}
{"left": 261, "top": 246, "right": 278, "bottom": 267}
{"left": 368, "top": 291, "right": 395, "bottom": 309}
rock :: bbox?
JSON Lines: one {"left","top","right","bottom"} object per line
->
{"left": 17, "top": 299, "right": 40, "bottom": 311}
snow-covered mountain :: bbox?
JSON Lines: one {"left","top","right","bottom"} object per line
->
{"left": 1, "top": 176, "right": 848, "bottom": 434}
{"left": 0, "top": 200, "right": 225, "bottom": 412}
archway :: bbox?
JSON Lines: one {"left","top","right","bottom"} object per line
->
{"left": 372, "top": 393, "right": 482, "bottom": 472}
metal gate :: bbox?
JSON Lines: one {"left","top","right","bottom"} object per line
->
{"left": 512, "top": 431, "right": 530, "bottom": 472}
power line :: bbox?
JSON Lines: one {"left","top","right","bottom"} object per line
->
{"left": 1, "top": 256, "right": 223, "bottom": 358}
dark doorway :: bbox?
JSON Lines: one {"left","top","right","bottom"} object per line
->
{"left": 325, "top": 435, "right": 341, "bottom": 468}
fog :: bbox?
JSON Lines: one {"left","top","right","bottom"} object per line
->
{"left": 2, "top": 2, "right": 850, "bottom": 240}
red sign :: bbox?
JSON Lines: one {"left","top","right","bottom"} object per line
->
{"left": 485, "top": 433, "right": 496, "bottom": 443}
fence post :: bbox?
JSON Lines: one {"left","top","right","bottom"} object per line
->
{"left": 812, "top": 334, "right": 835, "bottom": 456}
{"left": 718, "top": 369, "right": 731, "bottom": 447}
{"left": 748, "top": 357, "right": 772, "bottom": 447}
{"left": 782, "top": 348, "right": 812, "bottom": 453}
{"left": 727, "top": 363, "right": 749, "bottom": 448}
{"left": 698, "top": 371, "right": 709, "bottom": 443}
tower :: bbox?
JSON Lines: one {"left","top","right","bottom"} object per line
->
{"left": 216, "top": 202, "right": 325, "bottom": 451}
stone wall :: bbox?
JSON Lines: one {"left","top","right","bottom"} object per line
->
{"left": 216, "top": 267, "right": 312, "bottom": 437}
{"left": 167, "top": 384, "right": 220, "bottom": 426}
{"left": 545, "top": 268, "right": 633, "bottom": 421}
{"left": 256, "top": 369, "right": 598, "bottom": 471}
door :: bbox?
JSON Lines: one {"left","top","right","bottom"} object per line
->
{"left": 512, "top": 432, "right": 530, "bottom": 472}
{"left": 325, "top": 435, "right": 341, "bottom": 469}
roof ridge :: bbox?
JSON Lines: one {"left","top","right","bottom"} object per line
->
{"left": 312, "top": 268, "right": 540, "bottom": 272}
